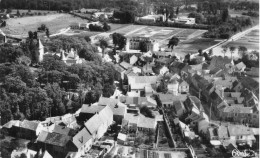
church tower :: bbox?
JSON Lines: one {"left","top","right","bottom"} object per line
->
{"left": 38, "top": 39, "right": 44, "bottom": 62}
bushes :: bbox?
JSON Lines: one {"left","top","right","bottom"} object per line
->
{"left": 89, "top": 23, "right": 111, "bottom": 32}
{"left": 242, "top": 11, "right": 259, "bottom": 17}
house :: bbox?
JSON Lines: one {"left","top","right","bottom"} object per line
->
{"left": 60, "top": 48, "right": 84, "bottom": 66}
{"left": 120, "top": 61, "right": 133, "bottom": 70}
{"left": 207, "top": 125, "right": 229, "bottom": 146}
{"left": 241, "top": 88, "right": 259, "bottom": 107}
{"left": 228, "top": 125, "right": 256, "bottom": 147}
{"left": 240, "top": 76, "right": 259, "bottom": 97}
{"left": 125, "top": 37, "right": 159, "bottom": 52}
{"left": 158, "top": 93, "right": 187, "bottom": 108}
{"left": 173, "top": 17, "right": 195, "bottom": 24}
{"left": 10, "top": 120, "right": 44, "bottom": 140}
{"left": 37, "top": 131, "right": 76, "bottom": 157}
{"left": 235, "top": 62, "right": 246, "bottom": 72}
{"left": 123, "top": 113, "right": 157, "bottom": 132}
{"left": 98, "top": 97, "right": 127, "bottom": 124}
{"left": 178, "top": 80, "right": 189, "bottom": 94}
{"left": 84, "top": 105, "right": 113, "bottom": 140}
{"left": 144, "top": 84, "right": 157, "bottom": 97}
{"left": 168, "top": 61, "right": 187, "bottom": 75}
{"left": 117, "top": 133, "right": 127, "bottom": 145}
{"left": 70, "top": 22, "right": 80, "bottom": 29}
{"left": 159, "top": 66, "right": 169, "bottom": 75}
{"left": 208, "top": 56, "right": 233, "bottom": 72}
{"left": 128, "top": 76, "right": 158, "bottom": 93}
{"left": 47, "top": 124, "right": 77, "bottom": 136}
{"left": 120, "top": 96, "right": 157, "bottom": 108}
{"left": 130, "top": 55, "right": 138, "bottom": 65}
{"left": 142, "top": 63, "right": 154, "bottom": 75}
{"left": 72, "top": 127, "right": 93, "bottom": 157}
{"left": 167, "top": 79, "right": 179, "bottom": 95}
{"left": 114, "top": 64, "right": 125, "bottom": 81}
{"left": 79, "top": 8, "right": 88, "bottom": 13}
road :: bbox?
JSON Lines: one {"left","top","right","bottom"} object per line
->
{"left": 203, "top": 25, "right": 259, "bottom": 59}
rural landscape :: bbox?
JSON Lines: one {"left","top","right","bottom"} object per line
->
{"left": 0, "top": 0, "right": 259, "bottom": 158}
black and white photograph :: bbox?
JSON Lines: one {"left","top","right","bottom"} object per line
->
{"left": 0, "top": 0, "right": 259, "bottom": 157}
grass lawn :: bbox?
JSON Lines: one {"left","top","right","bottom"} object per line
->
{"left": 2, "top": 13, "right": 89, "bottom": 37}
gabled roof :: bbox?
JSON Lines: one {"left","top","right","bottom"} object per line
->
{"left": 98, "top": 97, "right": 119, "bottom": 107}
{"left": 227, "top": 125, "right": 253, "bottom": 136}
{"left": 173, "top": 100, "right": 185, "bottom": 112}
{"left": 223, "top": 106, "right": 252, "bottom": 113}
{"left": 209, "top": 56, "right": 232, "bottom": 71}
{"left": 51, "top": 125, "right": 77, "bottom": 136}
{"left": 120, "top": 61, "right": 132, "bottom": 70}
{"left": 218, "top": 125, "right": 229, "bottom": 139}
{"left": 158, "top": 93, "right": 187, "bottom": 102}
{"left": 73, "top": 127, "right": 92, "bottom": 149}
{"left": 240, "top": 76, "right": 259, "bottom": 90}
{"left": 114, "top": 64, "right": 125, "bottom": 73}
{"left": 137, "top": 114, "right": 156, "bottom": 129}
{"left": 18, "top": 120, "right": 40, "bottom": 131}
{"left": 37, "top": 131, "right": 72, "bottom": 147}
{"left": 81, "top": 104, "right": 105, "bottom": 114}
{"left": 85, "top": 114, "right": 102, "bottom": 134}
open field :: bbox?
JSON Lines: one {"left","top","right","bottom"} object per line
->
{"left": 2, "top": 14, "right": 89, "bottom": 37}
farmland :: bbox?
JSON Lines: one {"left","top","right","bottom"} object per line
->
{"left": 2, "top": 14, "right": 90, "bottom": 37}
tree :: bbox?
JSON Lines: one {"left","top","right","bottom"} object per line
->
{"left": 84, "top": 36, "right": 91, "bottom": 43}
{"left": 139, "top": 41, "right": 149, "bottom": 54}
{"left": 16, "top": 10, "right": 20, "bottom": 16}
{"left": 229, "top": 46, "right": 236, "bottom": 60}
{"left": 222, "top": 8, "right": 229, "bottom": 22}
{"left": 103, "top": 22, "right": 111, "bottom": 31}
{"left": 238, "top": 46, "right": 247, "bottom": 57}
{"left": 167, "top": 37, "right": 179, "bottom": 54}
{"left": 221, "top": 45, "right": 228, "bottom": 57}
{"left": 140, "top": 106, "right": 154, "bottom": 118}
{"left": 28, "top": 31, "right": 34, "bottom": 39}
{"left": 16, "top": 55, "right": 31, "bottom": 66}
{"left": 46, "top": 28, "right": 50, "bottom": 38}
{"left": 99, "top": 39, "right": 108, "bottom": 57}
{"left": 111, "top": 33, "right": 126, "bottom": 51}
{"left": 6, "top": 8, "right": 12, "bottom": 14}
{"left": 176, "top": 7, "right": 179, "bottom": 15}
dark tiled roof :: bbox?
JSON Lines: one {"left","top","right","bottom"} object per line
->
{"left": 52, "top": 125, "right": 77, "bottom": 136}
{"left": 81, "top": 104, "right": 105, "bottom": 114}
{"left": 37, "top": 131, "right": 71, "bottom": 147}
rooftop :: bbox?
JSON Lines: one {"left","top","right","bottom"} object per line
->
{"left": 227, "top": 125, "right": 253, "bottom": 136}
{"left": 37, "top": 131, "right": 72, "bottom": 147}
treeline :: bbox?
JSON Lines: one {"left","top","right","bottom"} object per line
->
{"left": 0, "top": 0, "right": 140, "bottom": 12}
{"left": 0, "top": 35, "right": 117, "bottom": 125}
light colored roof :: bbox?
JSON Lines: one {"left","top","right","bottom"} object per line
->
{"left": 223, "top": 106, "right": 252, "bottom": 113}
{"left": 124, "top": 113, "right": 139, "bottom": 124}
{"left": 137, "top": 114, "right": 156, "bottom": 129}
{"left": 117, "top": 133, "right": 127, "bottom": 141}
{"left": 98, "top": 97, "right": 119, "bottom": 107}
{"left": 218, "top": 125, "right": 229, "bottom": 139}
{"left": 130, "top": 55, "right": 138, "bottom": 65}
{"left": 2, "top": 120, "right": 20, "bottom": 128}
{"left": 120, "top": 61, "right": 132, "bottom": 70}
{"left": 228, "top": 125, "right": 253, "bottom": 136}
{"left": 73, "top": 127, "right": 92, "bottom": 149}
{"left": 158, "top": 93, "right": 187, "bottom": 102}
{"left": 85, "top": 114, "right": 102, "bottom": 134}
{"left": 18, "top": 120, "right": 40, "bottom": 131}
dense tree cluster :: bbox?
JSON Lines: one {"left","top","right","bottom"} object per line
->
{"left": 203, "top": 16, "right": 253, "bottom": 39}
{"left": 0, "top": 0, "right": 140, "bottom": 12}
{"left": 0, "top": 35, "right": 116, "bottom": 125}
{"left": 89, "top": 22, "right": 111, "bottom": 32}
{"left": 242, "top": 11, "right": 259, "bottom": 17}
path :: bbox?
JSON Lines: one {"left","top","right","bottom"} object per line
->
{"left": 50, "top": 27, "right": 71, "bottom": 37}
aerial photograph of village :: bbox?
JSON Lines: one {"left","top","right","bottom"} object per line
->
{"left": 0, "top": 0, "right": 259, "bottom": 157}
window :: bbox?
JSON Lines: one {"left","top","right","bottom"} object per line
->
{"left": 247, "top": 114, "right": 250, "bottom": 117}
{"left": 234, "top": 113, "right": 237, "bottom": 116}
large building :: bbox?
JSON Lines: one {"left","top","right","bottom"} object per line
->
{"left": 125, "top": 37, "right": 159, "bottom": 52}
